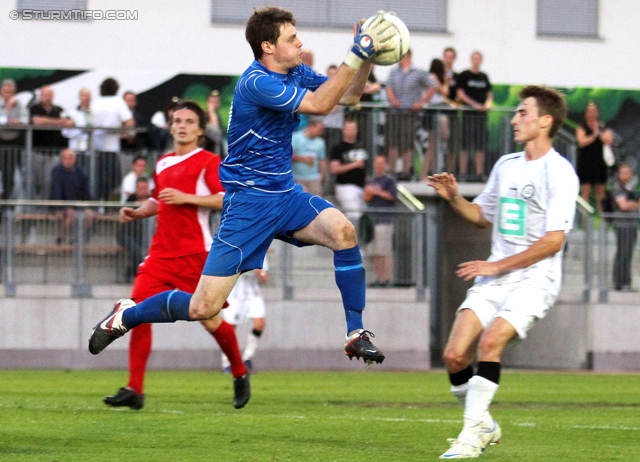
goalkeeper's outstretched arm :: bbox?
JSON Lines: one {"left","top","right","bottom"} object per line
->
{"left": 298, "top": 16, "right": 394, "bottom": 115}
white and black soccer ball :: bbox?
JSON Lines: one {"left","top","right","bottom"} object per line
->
{"left": 362, "top": 13, "right": 411, "bottom": 66}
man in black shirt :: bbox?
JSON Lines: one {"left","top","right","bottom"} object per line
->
{"left": 329, "top": 117, "right": 367, "bottom": 223}
{"left": 30, "top": 86, "right": 74, "bottom": 198}
{"left": 456, "top": 51, "right": 493, "bottom": 180}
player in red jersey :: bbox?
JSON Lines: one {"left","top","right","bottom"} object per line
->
{"left": 103, "top": 100, "right": 250, "bottom": 410}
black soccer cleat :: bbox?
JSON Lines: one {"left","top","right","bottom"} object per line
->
{"left": 88, "top": 299, "right": 135, "bottom": 355}
{"left": 104, "top": 387, "right": 145, "bottom": 410}
{"left": 233, "top": 372, "right": 251, "bottom": 409}
{"left": 344, "top": 329, "right": 385, "bottom": 364}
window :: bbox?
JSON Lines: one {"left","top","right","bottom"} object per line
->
{"left": 211, "top": 0, "right": 447, "bottom": 33}
{"left": 17, "top": 0, "right": 87, "bottom": 11}
{"left": 537, "top": 0, "right": 599, "bottom": 38}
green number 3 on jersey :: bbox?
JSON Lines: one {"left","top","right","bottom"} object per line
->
{"left": 498, "top": 197, "right": 526, "bottom": 237}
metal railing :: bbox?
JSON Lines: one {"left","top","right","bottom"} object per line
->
{"left": 589, "top": 211, "right": 640, "bottom": 302}
{"left": 0, "top": 200, "right": 155, "bottom": 296}
{"left": 0, "top": 124, "right": 157, "bottom": 202}
{"left": 0, "top": 200, "right": 433, "bottom": 302}
{"left": 0, "top": 107, "right": 530, "bottom": 205}
{"left": 344, "top": 104, "right": 520, "bottom": 181}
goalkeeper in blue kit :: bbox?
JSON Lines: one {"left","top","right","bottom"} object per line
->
{"left": 90, "top": 7, "right": 396, "bottom": 365}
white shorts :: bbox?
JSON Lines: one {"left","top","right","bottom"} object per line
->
{"left": 458, "top": 280, "right": 557, "bottom": 339}
{"left": 222, "top": 296, "right": 266, "bottom": 325}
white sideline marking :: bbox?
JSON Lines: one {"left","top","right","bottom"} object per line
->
{"left": 3, "top": 402, "right": 639, "bottom": 432}
{"left": 329, "top": 416, "right": 462, "bottom": 424}
{"left": 573, "top": 425, "right": 640, "bottom": 431}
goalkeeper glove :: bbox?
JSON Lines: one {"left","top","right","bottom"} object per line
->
{"left": 344, "top": 15, "right": 395, "bottom": 70}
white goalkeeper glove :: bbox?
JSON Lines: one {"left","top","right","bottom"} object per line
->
{"left": 344, "top": 15, "right": 395, "bottom": 70}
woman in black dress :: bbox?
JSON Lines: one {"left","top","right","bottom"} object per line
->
{"left": 575, "top": 101, "right": 614, "bottom": 214}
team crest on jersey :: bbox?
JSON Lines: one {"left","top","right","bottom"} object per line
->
{"left": 521, "top": 184, "right": 535, "bottom": 199}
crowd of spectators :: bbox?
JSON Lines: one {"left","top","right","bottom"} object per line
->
{"left": 1, "top": 50, "right": 636, "bottom": 290}
{"left": 0, "top": 47, "right": 491, "bottom": 205}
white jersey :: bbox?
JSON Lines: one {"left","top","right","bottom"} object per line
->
{"left": 472, "top": 149, "right": 579, "bottom": 294}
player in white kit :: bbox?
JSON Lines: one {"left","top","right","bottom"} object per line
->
{"left": 428, "top": 85, "right": 579, "bottom": 459}
{"left": 221, "top": 257, "right": 269, "bottom": 373}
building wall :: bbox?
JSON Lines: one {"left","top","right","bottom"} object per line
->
{"left": 1, "top": 0, "right": 638, "bottom": 89}
{"left": 0, "top": 286, "right": 431, "bottom": 371}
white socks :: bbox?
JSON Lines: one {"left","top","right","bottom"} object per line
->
{"left": 463, "top": 376, "right": 499, "bottom": 429}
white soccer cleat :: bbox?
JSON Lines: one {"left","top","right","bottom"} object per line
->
{"left": 88, "top": 299, "right": 136, "bottom": 355}
{"left": 478, "top": 418, "right": 502, "bottom": 448}
{"left": 439, "top": 437, "right": 483, "bottom": 459}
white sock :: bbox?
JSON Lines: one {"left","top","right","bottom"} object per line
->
{"left": 242, "top": 331, "right": 260, "bottom": 361}
{"left": 463, "top": 376, "right": 499, "bottom": 429}
{"left": 221, "top": 352, "right": 230, "bottom": 369}
{"left": 451, "top": 383, "right": 469, "bottom": 409}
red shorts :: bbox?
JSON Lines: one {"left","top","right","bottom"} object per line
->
{"left": 131, "top": 252, "right": 207, "bottom": 302}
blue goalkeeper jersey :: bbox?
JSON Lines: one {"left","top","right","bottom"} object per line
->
{"left": 220, "top": 60, "right": 327, "bottom": 195}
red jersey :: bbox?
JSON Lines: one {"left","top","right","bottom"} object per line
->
{"left": 148, "top": 148, "right": 224, "bottom": 258}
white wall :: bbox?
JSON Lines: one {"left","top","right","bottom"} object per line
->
{"left": 1, "top": 0, "right": 638, "bottom": 89}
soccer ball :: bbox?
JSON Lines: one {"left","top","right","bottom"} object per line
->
{"left": 362, "top": 13, "right": 410, "bottom": 66}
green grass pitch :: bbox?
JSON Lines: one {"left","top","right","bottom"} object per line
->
{"left": 0, "top": 369, "right": 639, "bottom": 461}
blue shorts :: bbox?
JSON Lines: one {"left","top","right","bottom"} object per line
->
{"left": 203, "top": 185, "right": 335, "bottom": 276}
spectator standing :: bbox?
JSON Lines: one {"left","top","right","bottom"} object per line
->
{"left": 120, "top": 91, "right": 148, "bottom": 153}
{"left": 292, "top": 117, "right": 326, "bottom": 196}
{"left": 120, "top": 155, "right": 155, "bottom": 203}
{"left": 30, "top": 85, "right": 74, "bottom": 199}
{"left": 0, "top": 79, "right": 28, "bottom": 199}
{"left": 330, "top": 117, "right": 368, "bottom": 223}
{"left": 49, "top": 148, "right": 94, "bottom": 244}
{"left": 443, "top": 47, "right": 458, "bottom": 103}
{"left": 443, "top": 47, "right": 461, "bottom": 173}
{"left": 204, "top": 90, "right": 225, "bottom": 155}
{"left": 576, "top": 101, "right": 614, "bottom": 215}
{"left": 91, "top": 77, "right": 134, "bottom": 200}
{"left": 420, "top": 58, "right": 452, "bottom": 180}
{"left": 457, "top": 51, "right": 493, "bottom": 180}
{"left": 63, "top": 88, "right": 92, "bottom": 153}
{"left": 364, "top": 155, "right": 397, "bottom": 287}
{"left": 385, "top": 49, "right": 432, "bottom": 180}
{"left": 611, "top": 163, "right": 640, "bottom": 291}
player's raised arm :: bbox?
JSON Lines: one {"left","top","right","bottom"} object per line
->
{"left": 298, "top": 17, "right": 395, "bottom": 115}
{"left": 427, "top": 173, "right": 490, "bottom": 228}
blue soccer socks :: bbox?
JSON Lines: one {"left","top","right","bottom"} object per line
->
{"left": 334, "top": 246, "right": 366, "bottom": 333}
{"left": 122, "top": 290, "right": 192, "bottom": 329}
